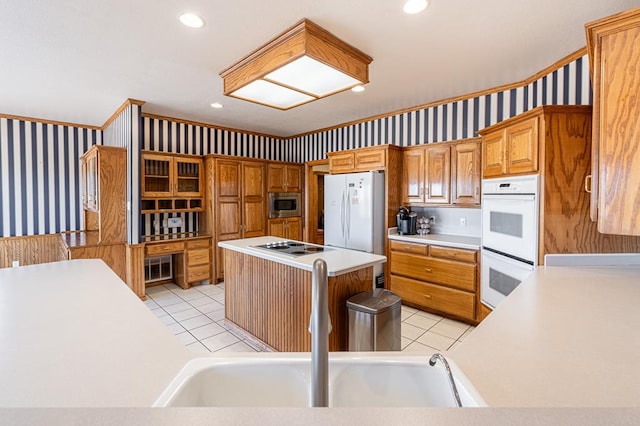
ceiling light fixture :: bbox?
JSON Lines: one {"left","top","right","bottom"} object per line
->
{"left": 179, "top": 13, "right": 205, "bottom": 28}
{"left": 210, "top": 102, "right": 223, "bottom": 109}
{"left": 220, "top": 19, "right": 373, "bottom": 110}
{"left": 403, "top": 0, "right": 429, "bottom": 14}
{"left": 351, "top": 85, "right": 365, "bottom": 93}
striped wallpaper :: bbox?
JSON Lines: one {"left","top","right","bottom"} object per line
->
{"left": 0, "top": 118, "right": 100, "bottom": 237}
{"left": 0, "top": 53, "right": 592, "bottom": 239}
{"left": 295, "top": 54, "right": 592, "bottom": 162}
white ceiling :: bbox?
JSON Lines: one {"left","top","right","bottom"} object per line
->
{"left": 1, "top": 0, "right": 639, "bottom": 137}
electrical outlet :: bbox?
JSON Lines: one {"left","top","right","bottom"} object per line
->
{"left": 12, "top": 260, "right": 19, "bottom": 268}
{"left": 459, "top": 217, "right": 467, "bottom": 227}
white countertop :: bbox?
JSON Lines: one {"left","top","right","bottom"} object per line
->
{"left": 218, "top": 237, "right": 386, "bottom": 276}
{"left": 0, "top": 259, "right": 191, "bottom": 407}
{"left": 2, "top": 255, "right": 640, "bottom": 423}
{"left": 387, "top": 228, "right": 481, "bottom": 250}
{"left": 452, "top": 264, "right": 640, "bottom": 407}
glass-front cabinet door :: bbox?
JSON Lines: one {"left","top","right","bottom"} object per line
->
{"left": 83, "top": 148, "right": 99, "bottom": 211}
{"left": 174, "top": 157, "right": 201, "bottom": 197}
{"left": 142, "top": 154, "right": 172, "bottom": 197}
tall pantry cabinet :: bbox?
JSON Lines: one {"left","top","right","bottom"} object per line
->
{"left": 201, "top": 156, "right": 267, "bottom": 282}
{"left": 585, "top": 6, "right": 640, "bottom": 236}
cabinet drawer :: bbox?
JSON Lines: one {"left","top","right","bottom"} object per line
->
{"left": 146, "top": 241, "right": 184, "bottom": 255}
{"left": 390, "top": 251, "right": 476, "bottom": 291}
{"left": 429, "top": 245, "right": 477, "bottom": 263}
{"left": 187, "top": 238, "right": 210, "bottom": 249}
{"left": 187, "top": 248, "right": 210, "bottom": 267}
{"left": 390, "top": 240, "right": 429, "bottom": 255}
{"left": 187, "top": 264, "right": 210, "bottom": 282}
{"left": 390, "top": 275, "right": 475, "bottom": 321}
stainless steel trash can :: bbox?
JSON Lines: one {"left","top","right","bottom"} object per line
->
{"left": 347, "top": 289, "right": 401, "bottom": 351}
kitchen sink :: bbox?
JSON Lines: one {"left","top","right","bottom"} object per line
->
{"left": 153, "top": 353, "right": 485, "bottom": 407}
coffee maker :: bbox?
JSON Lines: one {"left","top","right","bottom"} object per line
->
{"left": 396, "top": 206, "right": 417, "bottom": 235}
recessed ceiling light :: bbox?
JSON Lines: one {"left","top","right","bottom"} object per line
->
{"left": 179, "top": 13, "right": 205, "bottom": 28}
{"left": 351, "top": 85, "right": 365, "bottom": 93}
{"left": 210, "top": 102, "right": 223, "bottom": 109}
{"left": 403, "top": 0, "right": 429, "bottom": 14}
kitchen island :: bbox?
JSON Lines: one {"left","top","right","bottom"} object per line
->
{"left": 218, "top": 237, "right": 387, "bottom": 351}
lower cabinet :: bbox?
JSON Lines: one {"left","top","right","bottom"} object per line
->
{"left": 145, "top": 236, "right": 212, "bottom": 289}
{"left": 268, "top": 217, "right": 303, "bottom": 241}
{"left": 389, "top": 240, "right": 479, "bottom": 323}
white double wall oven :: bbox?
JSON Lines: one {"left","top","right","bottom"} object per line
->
{"left": 481, "top": 175, "right": 539, "bottom": 308}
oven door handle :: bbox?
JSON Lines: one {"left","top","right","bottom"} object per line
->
{"left": 482, "top": 194, "right": 536, "bottom": 201}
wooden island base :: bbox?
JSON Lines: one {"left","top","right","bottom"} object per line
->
{"left": 224, "top": 249, "right": 373, "bottom": 352}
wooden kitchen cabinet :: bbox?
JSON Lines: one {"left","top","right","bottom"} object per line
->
{"left": 327, "top": 145, "right": 387, "bottom": 174}
{"left": 389, "top": 240, "right": 479, "bottom": 323}
{"left": 213, "top": 158, "right": 266, "bottom": 281}
{"left": 401, "top": 138, "right": 480, "bottom": 206}
{"left": 267, "top": 163, "right": 302, "bottom": 192}
{"left": 424, "top": 144, "right": 451, "bottom": 204}
{"left": 80, "top": 145, "right": 127, "bottom": 243}
{"left": 141, "top": 152, "right": 203, "bottom": 213}
{"left": 145, "top": 236, "right": 212, "bottom": 289}
{"left": 66, "top": 145, "right": 127, "bottom": 285}
{"left": 268, "top": 216, "right": 302, "bottom": 241}
{"left": 479, "top": 105, "right": 640, "bottom": 264}
{"left": 480, "top": 116, "right": 538, "bottom": 178}
{"left": 452, "top": 140, "right": 481, "bottom": 204}
{"left": 402, "top": 148, "right": 425, "bottom": 203}
{"left": 586, "top": 7, "right": 640, "bottom": 236}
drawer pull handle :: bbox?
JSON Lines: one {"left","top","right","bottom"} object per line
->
{"left": 424, "top": 294, "right": 432, "bottom": 299}
{"left": 424, "top": 268, "right": 432, "bottom": 273}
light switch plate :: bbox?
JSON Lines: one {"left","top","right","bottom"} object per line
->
{"left": 167, "top": 217, "right": 182, "bottom": 228}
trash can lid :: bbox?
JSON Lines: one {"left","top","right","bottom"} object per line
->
{"left": 346, "top": 289, "right": 401, "bottom": 314}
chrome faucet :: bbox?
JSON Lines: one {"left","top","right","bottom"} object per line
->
{"left": 309, "top": 259, "right": 332, "bottom": 407}
{"left": 429, "top": 353, "right": 462, "bottom": 407}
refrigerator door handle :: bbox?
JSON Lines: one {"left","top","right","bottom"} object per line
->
{"left": 340, "top": 189, "right": 346, "bottom": 240}
{"left": 345, "top": 189, "right": 351, "bottom": 241}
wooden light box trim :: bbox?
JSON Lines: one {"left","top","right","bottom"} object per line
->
{"left": 220, "top": 19, "right": 372, "bottom": 96}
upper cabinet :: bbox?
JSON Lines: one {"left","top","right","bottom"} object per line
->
{"left": 328, "top": 146, "right": 387, "bottom": 174}
{"left": 401, "top": 138, "right": 481, "bottom": 206}
{"left": 80, "top": 145, "right": 127, "bottom": 243}
{"left": 267, "top": 163, "right": 302, "bottom": 192}
{"left": 451, "top": 140, "right": 481, "bottom": 205}
{"left": 480, "top": 116, "right": 539, "bottom": 178}
{"left": 141, "top": 152, "right": 203, "bottom": 213}
{"left": 424, "top": 144, "right": 451, "bottom": 204}
{"left": 586, "top": 7, "right": 640, "bottom": 236}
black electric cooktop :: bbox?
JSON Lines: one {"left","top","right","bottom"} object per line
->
{"left": 252, "top": 241, "right": 333, "bottom": 257}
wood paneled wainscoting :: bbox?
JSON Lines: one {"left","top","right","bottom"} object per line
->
{"left": 0, "top": 234, "right": 68, "bottom": 268}
{"left": 224, "top": 249, "right": 372, "bottom": 352}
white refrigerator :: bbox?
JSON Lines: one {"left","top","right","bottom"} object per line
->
{"left": 324, "top": 171, "right": 385, "bottom": 255}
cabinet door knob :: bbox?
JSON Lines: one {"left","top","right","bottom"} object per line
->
{"left": 584, "top": 174, "right": 592, "bottom": 194}
{"left": 424, "top": 294, "right": 432, "bottom": 299}
{"left": 424, "top": 268, "right": 432, "bottom": 273}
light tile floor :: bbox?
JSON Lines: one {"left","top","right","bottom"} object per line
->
{"left": 144, "top": 282, "right": 475, "bottom": 354}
